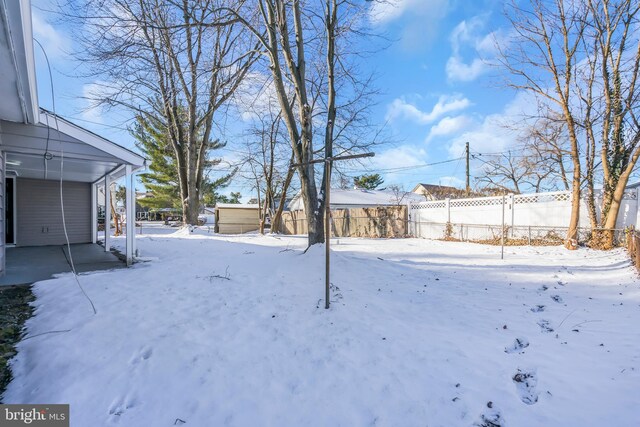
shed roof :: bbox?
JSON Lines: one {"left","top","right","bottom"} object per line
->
{"left": 216, "top": 203, "right": 260, "bottom": 209}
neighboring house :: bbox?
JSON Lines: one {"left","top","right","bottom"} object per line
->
{"left": 412, "top": 183, "right": 464, "bottom": 200}
{"left": 0, "top": 0, "right": 145, "bottom": 269}
{"left": 198, "top": 206, "right": 215, "bottom": 225}
{"left": 214, "top": 204, "right": 260, "bottom": 234}
{"left": 287, "top": 188, "right": 424, "bottom": 211}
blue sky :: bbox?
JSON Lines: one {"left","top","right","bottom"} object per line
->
{"left": 31, "top": 0, "right": 529, "bottom": 198}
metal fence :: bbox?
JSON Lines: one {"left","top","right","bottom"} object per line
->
{"left": 627, "top": 228, "right": 640, "bottom": 273}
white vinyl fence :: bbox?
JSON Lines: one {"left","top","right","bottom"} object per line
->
{"left": 409, "top": 189, "right": 640, "bottom": 243}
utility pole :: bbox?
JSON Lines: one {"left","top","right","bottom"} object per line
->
{"left": 292, "top": 152, "right": 375, "bottom": 309}
{"left": 465, "top": 141, "right": 470, "bottom": 197}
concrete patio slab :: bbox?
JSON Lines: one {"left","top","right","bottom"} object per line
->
{"left": 0, "top": 244, "right": 125, "bottom": 286}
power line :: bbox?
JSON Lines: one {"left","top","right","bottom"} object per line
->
{"left": 340, "top": 156, "right": 465, "bottom": 174}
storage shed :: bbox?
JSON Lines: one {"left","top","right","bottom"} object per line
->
{"left": 214, "top": 204, "right": 260, "bottom": 234}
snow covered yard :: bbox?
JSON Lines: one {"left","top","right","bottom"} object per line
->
{"left": 3, "top": 229, "right": 640, "bottom": 427}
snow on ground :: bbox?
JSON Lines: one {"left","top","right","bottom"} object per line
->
{"left": 3, "top": 228, "right": 640, "bottom": 426}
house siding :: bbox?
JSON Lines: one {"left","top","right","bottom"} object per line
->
{"left": 16, "top": 178, "right": 91, "bottom": 246}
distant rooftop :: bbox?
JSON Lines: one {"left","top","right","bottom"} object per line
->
{"left": 288, "top": 188, "right": 423, "bottom": 211}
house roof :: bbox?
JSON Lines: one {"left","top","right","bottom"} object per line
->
{"left": 288, "top": 188, "right": 424, "bottom": 211}
{"left": 0, "top": 0, "right": 39, "bottom": 124}
{"left": 412, "top": 183, "right": 460, "bottom": 193}
{"left": 2, "top": 109, "right": 146, "bottom": 183}
{"left": 0, "top": 2, "right": 146, "bottom": 183}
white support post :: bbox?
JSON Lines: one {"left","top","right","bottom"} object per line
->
{"left": 125, "top": 165, "right": 134, "bottom": 265}
{"left": 91, "top": 183, "right": 97, "bottom": 244}
{"left": 104, "top": 174, "right": 111, "bottom": 252}
{"left": 131, "top": 171, "right": 137, "bottom": 256}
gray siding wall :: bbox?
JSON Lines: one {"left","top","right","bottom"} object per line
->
{"left": 17, "top": 178, "right": 91, "bottom": 246}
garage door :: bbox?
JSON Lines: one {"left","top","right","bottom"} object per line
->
{"left": 16, "top": 178, "right": 91, "bottom": 246}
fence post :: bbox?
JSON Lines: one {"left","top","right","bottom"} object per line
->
{"left": 635, "top": 232, "right": 640, "bottom": 268}
{"left": 446, "top": 198, "right": 451, "bottom": 223}
{"left": 636, "top": 188, "right": 640, "bottom": 229}
{"left": 528, "top": 226, "right": 531, "bottom": 246}
{"left": 509, "top": 194, "right": 515, "bottom": 238}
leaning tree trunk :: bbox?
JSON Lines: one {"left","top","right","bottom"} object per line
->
{"left": 271, "top": 162, "right": 295, "bottom": 233}
{"left": 565, "top": 151, "right": 581, "bottom": 250}
{"left": 298, "top": 166, "right": 324, "bottom": 245}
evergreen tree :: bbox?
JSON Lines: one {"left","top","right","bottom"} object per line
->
{"left": 353, "top": 174, "right": 384, "bottom": 190}
{"left": 132, "top": 112, "right": 236, "bottom": 212}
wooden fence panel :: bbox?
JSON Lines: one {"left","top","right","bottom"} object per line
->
{"left": 279, "top": 206, "right": 407, "bottom": 238}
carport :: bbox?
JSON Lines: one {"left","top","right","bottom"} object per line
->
{"left": 0, "top": 243, "right": 125, "bottom": 286}
{"left": 0, "top": 0, "right": 146, "bottom": 278}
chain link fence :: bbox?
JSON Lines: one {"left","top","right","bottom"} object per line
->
{"left": 626, "top": 228, "right": 640, "bottom": 273}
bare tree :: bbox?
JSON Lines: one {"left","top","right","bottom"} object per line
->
{"left": 230, "top": 0, "right": 382, "bottom": 246}
{"left": 476, "top": 151, "right": 531, "bottom": 194}
{"left": 501, "top": 0, "right": 640, "bottom": 248}
{"left": 240, "top": 103, "right": 297, "bottom": 234}
{"left": 68, "top": 0, "right": 257, "bottom": 224}
{"left": 477, "top": 114, "right": 572, "bottom": 194}
{"left": 499, "top": 0, "right": 588, "bottom": 249}
{"left": 582, "top": 0, "right": 640, "bottom": 247}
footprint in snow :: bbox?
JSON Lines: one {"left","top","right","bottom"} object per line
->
{"left": 108, "top": 395, "right": 138, "bottom": 417}
{"left": 530, "top": 305, "right": 545, "bottom": 313}
{"left": 537, "top": 319, "right": 554, "bottom": 333}
{"left": 473, "top": 402, "right": 504, "bottom": 427}
{"left": 539, "top": 284, "right": 549, "bottom": 292}
{"left": 550, "top": 295, "right": 564, "bottom": 303}
{"left": 512, "top": 368, "right": 539, "bottom": 405}
{"left": 505, "top": 337, "right": 530, "bottom": 354}
{"left": 130, "top": 346, "right": 153, "bottom": 366}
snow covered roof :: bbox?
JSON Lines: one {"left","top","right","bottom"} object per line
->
{"left": 216, "top": 203, "right": 260, "bottom": 209}
{"left": 288, "top": 189, "right": 424, "bottom": 211}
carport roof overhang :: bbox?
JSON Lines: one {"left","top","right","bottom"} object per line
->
{"left": 1, "top": 109, "right": 146, "bottom": 183}
{"left": 0, "top": 0, "right": 39, "bottom": 125}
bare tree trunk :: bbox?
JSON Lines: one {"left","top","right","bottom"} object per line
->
{"left": 271, "top": 165, "right": 295, "bottom": 233}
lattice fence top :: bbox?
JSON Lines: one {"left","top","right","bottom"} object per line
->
{"left": 410, "top": 188, "right": 639, "bottom": 212}
{"left": 450, "top": 197, "right": 504, "bottom": 208}
{"left": 514, "top": 192, "right": 570, "bottom": 204}
{"left": 622, "top": 191, "right": 637, "bottom": 200}
{"left": 410, "top": 201, "right": 446, "bottom": 209}
{"left": 590, "top": 189, "right": 638, "bottom": 200}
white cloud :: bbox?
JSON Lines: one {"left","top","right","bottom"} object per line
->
{"left": 374, "top": 145, "right": 427, "bottom": 169}
{"left": 32, "top": 11, "right": 70, "bottom": 59}
{"left": 426, "top": 115, "right": 475, "bottom": 142}
{"left": 80, "top": 81, "right": 119, "bottom": 124}
{"left": 232, "top": 72, "right": 282, "bottom": 122}
{"left": 447, "top": 92, "right": 537, "bottom": 157}
{"left": 445, "top": 56, "right": 487, "bottom": 83}
{"left": 386, "top": 94, "right": 472, "bottom": 125}
{"left": 370, "top": 144, "right": 428, "bottom": 184}
{"left": 369, "top": 0, "right": 452, "bottom": 50}
{"left": 445, "top": 15, "right": 501, "bottom": 83}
